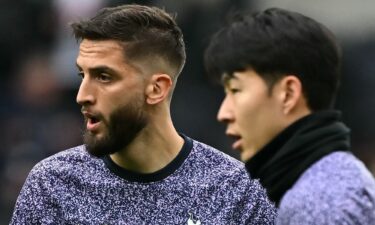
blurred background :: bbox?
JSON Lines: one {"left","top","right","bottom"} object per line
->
{"left": 1, "top": 0, "right": 375, "bottom": 222}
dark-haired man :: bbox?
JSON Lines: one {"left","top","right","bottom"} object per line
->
{"left": 10, "top": 4, "right": 276, "bottom": 224}
{"left": 205, "top": 7, "right": 375, "bottom": 224}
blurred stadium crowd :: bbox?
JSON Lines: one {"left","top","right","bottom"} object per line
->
{"left": 1, "top": 0, "right": 374, "bottom": 222}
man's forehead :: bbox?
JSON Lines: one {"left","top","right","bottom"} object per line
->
{"left": 77, "top": 40, "right": 123, "bottom": 65}
{"left": 78, "top": 39, "right": 124, "bottom": 57}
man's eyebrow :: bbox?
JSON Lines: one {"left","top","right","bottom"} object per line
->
{"left": 75, "top": 64, "right": 117, "bottom": 74}
{"left": 76, "top": 63, "right": 82, "bottom": 70}
{"left": 221, "top": 73, "right": 237, "bottom": 86}
{"left": 88, "top": 66, "right": 117, "bottom": 74}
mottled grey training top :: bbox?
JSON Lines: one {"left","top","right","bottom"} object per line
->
{"left": 277, "top": 151, "right": 375, "bottom": 225}
{"left": 11, "top": 135, "right": 276, "bottom": 224}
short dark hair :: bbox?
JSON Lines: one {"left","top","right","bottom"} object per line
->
{"left": 71, "top": 4, "right": 186, "bottom": 80}
{"left": 204, "top": 8, "right": 342, "bottom": 111}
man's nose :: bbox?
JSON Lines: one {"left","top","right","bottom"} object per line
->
{"left": 217, "top": 96, "right": 234, "bottom": 123}
{"left": 76, "top": 78, "right": 95, "bottom": 106}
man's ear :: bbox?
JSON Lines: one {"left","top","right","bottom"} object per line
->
{"left": 278, "top": 75, "right": 303, "bottom": 115}
{"left": 145, "top": 74, "right": 173, "bottom": 105}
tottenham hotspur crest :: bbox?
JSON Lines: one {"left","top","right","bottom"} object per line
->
{"left": 187, "top": 212, "right": 201, "bottom": 225}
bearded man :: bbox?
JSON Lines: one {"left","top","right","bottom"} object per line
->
{"left": 10, "top": 4, "right": 276, "bottom": 224}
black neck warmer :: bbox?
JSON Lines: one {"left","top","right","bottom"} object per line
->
{"left": 245, "top": 110, "right": 350, "bottom": 206}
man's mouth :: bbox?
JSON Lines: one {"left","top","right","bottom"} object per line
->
{"left": 87, "top": 116, "right": 101, "bottom": 132}
{"left": 227, "top": 134, "right": 243, "bottom": 151}
{"left": 82, "top": 111, "right": 102, "bottom": 132}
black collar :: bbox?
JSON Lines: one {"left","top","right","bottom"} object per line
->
{"left": 245, "top": 110, "right": 350, "bottom": 205}
{"left": 103, "top": 134, "right": 193, "bottom": 183}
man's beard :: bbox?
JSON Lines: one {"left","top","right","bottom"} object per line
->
{"left": 83, "top": 99, "right": 148, "bottom": 158}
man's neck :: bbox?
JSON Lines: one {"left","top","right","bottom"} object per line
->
{"left": 109, "top": 120, "right": 184, "bottom": 174}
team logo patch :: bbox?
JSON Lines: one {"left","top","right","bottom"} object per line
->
{"left": 187, "top": 211, "right": 201, "bottom": 225}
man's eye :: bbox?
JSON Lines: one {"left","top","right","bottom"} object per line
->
{"left": 77, "top": 72, "right": 84, "bottom": 79}
{"left": 229, "top": 88, "right": 240, "bottom": 94}
{"left": 96, "top": 73, "right": 111, "bottom": 82}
